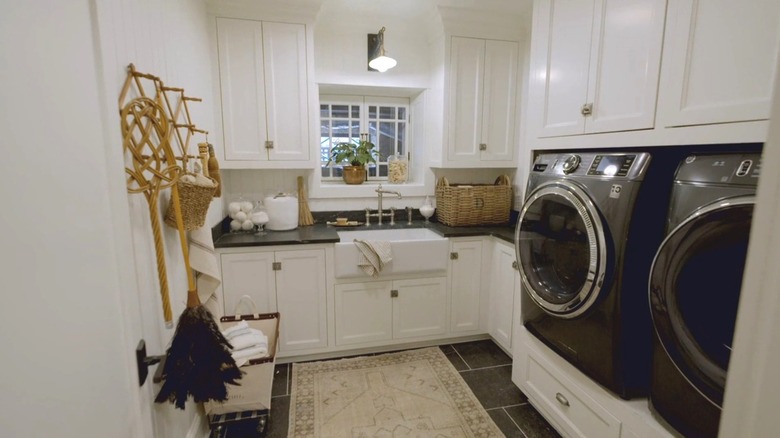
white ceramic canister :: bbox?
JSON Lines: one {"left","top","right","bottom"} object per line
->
{"left": 264, "top": 193, "right": 299, "bottom": 231}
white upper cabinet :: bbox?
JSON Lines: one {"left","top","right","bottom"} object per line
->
{"left": 657, "top": 0, "right": 780, "bottom": 127}
{"left": 533, "top": 0, "right": 666, "bottom": 137}
{"left": 447, "top": 36, "right": 519, "bottom": 165}
{"left": 216, "top": 18, "right": 310, "bottom": 166}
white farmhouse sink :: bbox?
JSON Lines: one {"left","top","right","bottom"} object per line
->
{"left": 334, "top": 228, "right": 449, "bottom": 278}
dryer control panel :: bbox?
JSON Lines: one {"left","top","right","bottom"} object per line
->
{"left": 587, "top": 155, "right": 636, "bottom": 177}
{"left": 531, "top": 152, "right": 650, "bottom": 180}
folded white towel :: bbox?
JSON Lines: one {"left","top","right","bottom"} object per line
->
{"left": 232, "top": 345, "right": 269, "bottom": 366}
{"left": 354, "top": 239, "right": 392, "bottom": 278}
{"left": 222, "top": 321, "right": 250, "bottom": 340}
{"left": 230, "top": 328, "right": 268, "bottom": 351}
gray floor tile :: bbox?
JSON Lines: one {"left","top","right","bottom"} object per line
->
{"left": 487, "top": 408, "right": 527, "bottom": 438}
{"left": 452, "top": 339, "right": 513, "bottom": 369}
{"left": 271, "top": 364, "right": 288, "bottom": 397}
{"left": 460, "top": 364, "right": 527, "bottom": 409}
{"left": 440, "top": 344, "right": 470, "bottom": 371}
{"left": 266, "top": 395, "right": 290, "bottom": 438}
{"left": 505, "top": 404, "right": 562, "bottom": 438}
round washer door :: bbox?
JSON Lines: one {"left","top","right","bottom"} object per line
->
{"left": 515, "top": 181, "right": 609, "bottom": 318}
{"left": 649, "top": 196, "right": 754, "bottom": 406}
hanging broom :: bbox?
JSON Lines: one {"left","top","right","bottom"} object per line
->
{"left": 154, "top": 161, "right": 242, "bottom": 409}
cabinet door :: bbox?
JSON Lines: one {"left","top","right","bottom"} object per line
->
{"left": 490, "top": 242, "right": 516, "bottom": 352}
{"left": 262, "top": 22, "right": 310, "bottom": 161}
{"left": 274, "top": 249, "right": 327, "bottom": 352}
{"left": 450, "top": 240, "right": 483, "bottom": 333}
{"left": 393, "top": 277, "right": 447, "bottom": 339}
{"left": 585, "top": 0, "right": 665, "bottom": 133}
{"left": 448, "top": 37, "right": 485, "bottom": 162}
{"left": 335, "top": 281, "right": 393, "bottom": 345}
{"left": 536, "top": 0, "right": 594, "bottom": 137}
{"left": 216, "top": 18, "right": 268, "bottom": 161}
{"left": 659, "top": 0, "right": 780, "bottom": 127}
{"left": 220, "top": 252, "right": 277, "bottom": 314}
{"left": 481, "top": 40, "right": 518, "bottom": 161}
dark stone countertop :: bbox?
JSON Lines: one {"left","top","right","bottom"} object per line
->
{"left": 213, "top": 219, "right": 517, "bottom": 249}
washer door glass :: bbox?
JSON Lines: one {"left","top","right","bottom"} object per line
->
{"left": 649, "top": 197, "right": 754, "bottom": 406}
{"left": 516, "top": 182, "right": 608, "bottom": 318}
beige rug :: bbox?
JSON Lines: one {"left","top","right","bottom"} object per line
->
{"left": 288, "top": 347, "right": 505, "bottom": 438}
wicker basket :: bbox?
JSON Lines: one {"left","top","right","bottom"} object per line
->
{"left": 435, "top": 175, "right": 512, "bottom": 226}
{"left": 164, "top": 174, "right": 218, "bottom": 230}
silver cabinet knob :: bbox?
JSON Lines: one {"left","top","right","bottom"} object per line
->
{"left": 580, "top": 103, "right": 593, "bottom": 116}
{"left": 479, "top": 143, "right": 487, "bottom": 151}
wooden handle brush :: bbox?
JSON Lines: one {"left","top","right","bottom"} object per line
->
{"left": 298, "top": 176, "right": 314, "bottom": 226}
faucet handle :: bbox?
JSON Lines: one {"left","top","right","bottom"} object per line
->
{"left": 389, "top": 207, "right": 396, "bottom": 225}
{"left": 376, "top": 184, "right": 383, "bottom": 192}
{"left": 406, "top": 206, "right": 413, "bottom": 224}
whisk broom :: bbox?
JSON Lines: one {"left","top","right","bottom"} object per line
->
{"left": 298, "top": 176, "right": 314, "bottom": 226}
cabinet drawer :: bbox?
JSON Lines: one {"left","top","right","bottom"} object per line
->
{"left": 524, "top": 355, "right": 621, "bottom": 438}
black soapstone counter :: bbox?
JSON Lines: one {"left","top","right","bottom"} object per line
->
{"left": 212, "top": 210, "right": 518, "bottom": 248}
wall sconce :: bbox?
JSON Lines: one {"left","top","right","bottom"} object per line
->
{"left": 367, "top": 27, "right": 397, "bottom": 72}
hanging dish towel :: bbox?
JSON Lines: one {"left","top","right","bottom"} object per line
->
{"left": 189, "top": 225, "right": 222, "bottom": 316}
{"left": 354, "top": 239, "right": 392, "bottom": 278}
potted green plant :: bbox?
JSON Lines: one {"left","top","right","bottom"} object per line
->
{"left": 327, "top": 135, "right": 378, "bottom": 184}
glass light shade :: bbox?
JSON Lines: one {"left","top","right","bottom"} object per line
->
{"left": 368, "top": 55, "right": 397, "bottom": 72}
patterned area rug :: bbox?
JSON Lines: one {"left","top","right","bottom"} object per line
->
{"left": 288, "top": 347, "right": 505, "bottom": 438}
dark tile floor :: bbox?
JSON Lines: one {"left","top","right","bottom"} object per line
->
{"left": 227, "top": 340, "right": 561, "bottom": 437}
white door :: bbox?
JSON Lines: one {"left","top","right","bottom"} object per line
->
{"left": 448, "top": 36, "right": 485, "bottom": 162}
{"left": 585, "top": 0, "right": 666, "bottom": 133}
{"left": 217, "top": 18, "right": 269, "bottom": 161}
{"left": 335, "top": 281, "right": 393, "bottom": 345}
{"left": 262, "top": 22, "right": 310, "bottom": 161}
{"left": 481, "top": 40, "right": 519, "bottom": 161}
{"left": 275, "top": 249, "right": 328, "bottom": 351}
{"left": 393, "top": 278, "right": 448, "bottom": 339}
{"left": 450, "top": 240, "right": 483, "bottom": 333}
{"left": 490, "top": 242, "right": 516, "bottom": 352}
{"left": 220, "top": 252, "right": 278, "bottom": 314}
{"left": 658, "top": 0, "right": 780, "bottom": 127}
{"left": 536, "top": 0, "right": 594, "bottom": 137}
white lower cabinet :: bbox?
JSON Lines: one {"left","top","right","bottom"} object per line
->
{"left": 489, "top": 240, "right": 517, "bottom": 352}
{"left": 449, "top": 239, "right": 483, "bottom": 333}
{"left": 219, "top": 248, "right": 327, "bottom": 353}
{"left": 513, "top": 326, "right": 674, "bottom": 438}
{"left": 335, "top": 277, "right": 447, "bottom": 346}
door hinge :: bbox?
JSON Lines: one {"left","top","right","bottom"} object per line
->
{"left": 450, "top": 252, "right": 459, "bottom": 260}
{"left": 272, "top": 262, "right": 282, "bottom": 271}
{"left": 391, "top": 289, "right": 399, "bottom": 298}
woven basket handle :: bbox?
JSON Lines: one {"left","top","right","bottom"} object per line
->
{"left": 495, "top": 174, "right": 511, "bottom": 186}
{"left": 234, "top": 295, "right": 259, "bottom": 316}
{"left": 437, "top": 176, "right": 450, "bottom": 187}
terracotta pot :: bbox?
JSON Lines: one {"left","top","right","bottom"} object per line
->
{"left": 342, "top": 165, "right": 366, "bottom": 184}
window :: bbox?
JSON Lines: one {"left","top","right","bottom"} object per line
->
{"left": 320, "top": 95, "right": 409, "bottom": 181}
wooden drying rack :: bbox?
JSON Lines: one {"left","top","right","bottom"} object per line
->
{"left": 119, "top": 63, "right": 209, "bottom": 170}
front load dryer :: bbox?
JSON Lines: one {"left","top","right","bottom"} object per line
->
{"left": 515, "top": 152, "right": 672, "bottom": 399}
{"left": 648, "top": 153, "right": 761, "bottom": 438}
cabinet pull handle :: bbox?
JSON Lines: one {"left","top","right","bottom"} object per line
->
{"left": 265, "top": 140, "right": 274, "bottom": 149}
{"left": 450, "top": 252, "right": 459, "bottom": 260}
{"left": 391, "top": 289, "right": 399, "bottom": 298}
{"left": 272, "top": 262, "right": 282, "bottom": 271}
{"left": 479, "top": 143, "right": 487, "bottom": 151}
{"left": 555, "top": 392, "right": 570, "bottom": 407}
{"left": 512, "top": 260, "right": 519, "bottom": 270}
{"left": 580, "top": 103, "right": 593, "bottom": 116}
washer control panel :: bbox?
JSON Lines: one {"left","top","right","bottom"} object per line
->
{"left": 587, "top": 154, "right": 636, "bottom": 177}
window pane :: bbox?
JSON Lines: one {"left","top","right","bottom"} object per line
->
{"left": 369, "top": 106, "right": 377, "bottom": 119}
{"left": 378, "top": 121, "right": 395, "bottom": 160}
{"left": 379, "top": 106, "right": 396, "bottom": 119}
{"left": 397, "top": 122, "right": 406, "bottom": 155}
{"left": 332, "top": 120, "right": 349, "bottom": 140}
{"left": 398, "top": 107, "right": 406, "bottom": 120}
{"left": 332, "top": 105, "right": 349, "bottom": 118}
{"left": 378, "top": 164, "right": 388, "bottom": 177}
{"left": 351, "top": 121, "right": 360, "bottom": 138}
{"left": 320, "top": 105, "right": 329, "bottom": 118}
{"left": 321, "top": 166, "right": 329, "bottom": 178}
{"left": 351, "top": 105, "right": 360, "bottom": 118}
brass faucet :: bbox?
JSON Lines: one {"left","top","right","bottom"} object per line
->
{"left": 366, "top": 184, "right": 402, "bottom": 225}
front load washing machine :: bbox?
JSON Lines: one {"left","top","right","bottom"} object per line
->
{"left": 648, "top": 153, "right": 761, "bottom": 438}
{"left": 515, "top": 152, "right": 673, "bottom": 399}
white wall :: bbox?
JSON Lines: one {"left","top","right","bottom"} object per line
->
{"left": 0, "top": 1, "right": 148, "bottom": 436}
{"left": 92, "top": 0, "right": 220, "bottom": 436}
